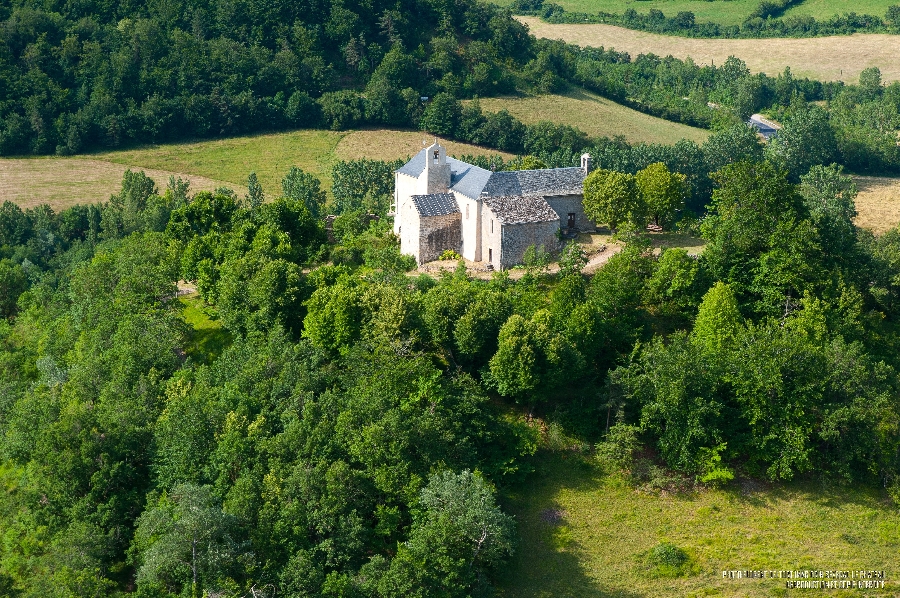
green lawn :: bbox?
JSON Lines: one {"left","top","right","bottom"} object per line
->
{"left": 179, "top": 293, "right": 233, "bottom": 364}
{"left": 502, "top": 0, "right": 897, "bottom": 25}
{"left": 498, "top": 450, "right": 899, "bottom": 597}
{"left": 783, "top": 0, "right": 897, "bottom": 19}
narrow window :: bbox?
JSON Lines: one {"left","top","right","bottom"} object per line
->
{"left": 488, "top": 248, "right": 493, "bottom": 263}
{"left": 491, "top": 219, "right": 493, "bottom": 233}
{"left": 466, "top": 204, "right": 469, "bottom": 219}
{"left": 433, "top": 150, "right": 439, "bottom": 164}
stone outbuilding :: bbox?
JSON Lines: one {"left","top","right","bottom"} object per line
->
{"left": 392, "top": 141, "right": 595, "bottom": 269}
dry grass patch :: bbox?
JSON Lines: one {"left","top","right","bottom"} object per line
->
{"left": 0, "top": 157, "right": 232, "bottom": 211}
{"left": 854, "top": 175, "right": 900, "bottom": 234}
{"left": 517, "top": 16, "right": 900, "bottom": 83}
{"left": 335, "top": 129, "right": 516, "bottom": 162}
{"left": 475, "top": 89, "right": 710, "bottom": 145}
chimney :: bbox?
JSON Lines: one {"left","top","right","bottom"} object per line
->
{"left": 581, "top": 153, "right": 592, "bottom": 175}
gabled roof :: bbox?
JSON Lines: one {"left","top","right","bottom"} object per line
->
{"left": 483, "top": 195, "right": 559, "bottom": 225}
{"left": 396, "top": 149, "right": 585, "bottom": 199}
{"left": 411, "top": 193, "right": 459, "bottom": 217}
{"left": 482, "top": 168, "right": 585, "bottom": 197}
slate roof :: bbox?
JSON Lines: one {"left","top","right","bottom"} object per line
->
{"left": 396, "top": 149, "right": 585, "bottom": 199}
{"left": 482, "top": 195, "right": 559, "bottom": 225}
{"left": 482, "top": 168, "right": 585, "bottom": 197}
{"left": 411, "top": 193, "right": 459, "bottom": 217}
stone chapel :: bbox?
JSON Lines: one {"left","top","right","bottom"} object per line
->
{"left": 391, "top": 141, "right": 594, "bottom": 270}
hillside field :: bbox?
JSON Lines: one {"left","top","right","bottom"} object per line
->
{"left": 517, "top": 16, "right": 900, "bottom": 83}
{"left": 0, "top": 130, "right": 513, "bottom": 211}
{"left": 474, "top": 89, "right": 710, "bottom": 145}
{"left": 498, "top": 450, "right": 899, "bottom": 598}
{"left": 504, "top": 0, "right": 898, "bottom": 27}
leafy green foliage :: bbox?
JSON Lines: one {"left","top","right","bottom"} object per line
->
{"left": 582, "top": 169, "right": 645, "bottom": 231}
{"left": 635, "top": 162, "right": 687, "bottom": 228}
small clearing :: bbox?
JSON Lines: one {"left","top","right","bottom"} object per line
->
{"left": 517, "top": 16, "right": 900, "bottom": 83}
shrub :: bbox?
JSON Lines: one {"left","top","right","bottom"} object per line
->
{"left": 646, "top": 543, "right": 691, "bottom": 577}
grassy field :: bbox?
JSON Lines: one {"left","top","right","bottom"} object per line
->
{"left": 854, "top": 175, "right": 900, "bottom": 234}
{"left": 503, "top": 0, "right": 761, "bottom": 26}
{"left": 517, "top": 16, "right": 900, "bottom": 83}
{"left": 0, "top": 129, "right": 514, "bottom": 211}
{"left": 502, "top": 0, "right": 897, "bottom": 27}
{"left": 498, "top": 450, "right": 899, "bottom": 598}
{"left": 783, "top": 0, "right": 898, "bottom": 20}
{"left": 0, "top": 157, "right": 234, "bottom": 211}
{"left": 475, "top": 89, "right": 710, "bottom": 145}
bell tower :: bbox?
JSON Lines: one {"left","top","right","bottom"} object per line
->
{"left": 420, "top": 141, "right": 451, "bottom": 194}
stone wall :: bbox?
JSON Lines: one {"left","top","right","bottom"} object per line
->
{"left": 418, "top": 212, "right": 462, "bottom": 264}
{"left": 545, "top": 194, "right": 594, "bottom": 231}
{"left": 499, "top": 220, "right": 560, "bottom": 271}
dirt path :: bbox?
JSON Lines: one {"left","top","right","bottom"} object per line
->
{"left": 582, "top": 243, "right": 623, "bottom": 273}
{"left": 517, "top": 16, "right": 900, "bottom": 83}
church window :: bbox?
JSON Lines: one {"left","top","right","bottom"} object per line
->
{"left": 433, "top": 150, "right": 439, "bottom": 164}
{"left": 491, "top": 219, "right": 493, "bottom": 233}
{"left": 466, "top": 204, "right": 469, "bottom": 219}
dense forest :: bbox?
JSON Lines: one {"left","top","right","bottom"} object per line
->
{"left": 3, "top": 119, "right": 900, "bottom": 594}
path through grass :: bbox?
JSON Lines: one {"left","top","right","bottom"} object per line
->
{"left": 517, "top": 16, "right": 900, "bottom": 83}
{"left": 498, "top": 450, "right": 899, "bottom": 597}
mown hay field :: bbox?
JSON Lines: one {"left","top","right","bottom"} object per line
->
{"left": 854, "top": 175, "right": 900, "bottom": 234}
{"left": 517, "top": 16, "right": 900, "bottom": 83}
{"left": 474, "top": 89, "right": 710, "bottom": 145}
{"left": 0, "top": 158, "right": 235, "bottom": 211}
{"left": 498, "top": 451, "right": 900, "bottom": 598}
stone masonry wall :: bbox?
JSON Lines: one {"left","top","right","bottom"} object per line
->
{"left": 418, "top": 212, "right": 462, "bottom": 264}
{"left": 545, "top": 194, "right": 594, "bottom": 231}
{"left": 499, "top": 220, "right": 560, "bottom": 270}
